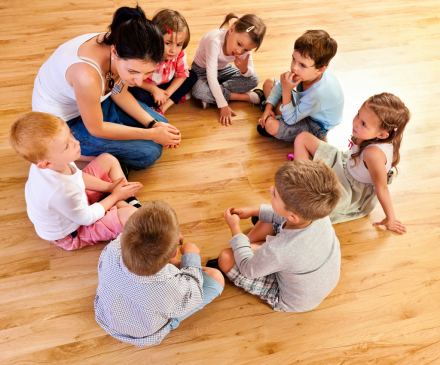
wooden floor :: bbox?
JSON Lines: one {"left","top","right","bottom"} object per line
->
{"left": 1, "top": 0, "right": 440, "bottom": 364}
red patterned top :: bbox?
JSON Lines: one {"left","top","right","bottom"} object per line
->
{"left": 145, "top": 50, "right": 189, "bottom": 85}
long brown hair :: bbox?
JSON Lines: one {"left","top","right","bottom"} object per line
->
{"left": 351, "top": 92, "right": 411, "bottom": 169}
{"left": 219, "top": 13, "right": 266, "bottom": 51}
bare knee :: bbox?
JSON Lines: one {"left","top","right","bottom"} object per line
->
{"left": 295, "top": 131, "right": 312, "bottom": 146}
{"left": 218, "top": 248, "right": 235, "bottom": 274}
{"left": 117, "top": 205, "right": 138, "bottom": 226}
{"left": 265, "top": 117, "right": 280, "bottom": 136}
{"left": 203, "top": 267, "right": 225, "bottom": 287}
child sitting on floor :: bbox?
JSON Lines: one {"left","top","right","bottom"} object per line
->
{"left": 94, "top": 200, "right": 224, "bottom": 346}
{"left": 211, "top": 160, "right": 341, "bottom": 312}
{"left": 129, "top": 9, "right": 197, "bottom": 115}
{"left": 293, "top": 92, "right": 410, "bottom": 233}
{"left": 257, "top": 30, "right": 344, "bottom": 141}
{"left": 9, "top": 112, "right": 142, "bottom": 250}
{"left": 191, "top": 13, "right": 266, "bottom": 125}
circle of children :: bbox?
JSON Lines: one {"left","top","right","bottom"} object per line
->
{"left": 9, "top": 5, "right": 411, "bottom": 347}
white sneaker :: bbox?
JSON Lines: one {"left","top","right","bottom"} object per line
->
{"left": 201, "top": 100, "right": 208, "bottom": 109}
{"left": 245, "top": 91, "right": 261, "bottom": 104}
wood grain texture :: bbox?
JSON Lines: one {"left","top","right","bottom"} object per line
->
{"left": 1, "top": 0, "right": 440, "bottom": 364}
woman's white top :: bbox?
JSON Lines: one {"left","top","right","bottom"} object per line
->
{"left": 32, "top": 33, "right": 111, "bottom": 121}
{"left": 347, "top": 143, "right": 393, "bottom": 184}
{"left": 25, "top": 162, "right": 105, "bottom": 241}
{"left": 192, "top": 29, "right": 255, "bottom": 108}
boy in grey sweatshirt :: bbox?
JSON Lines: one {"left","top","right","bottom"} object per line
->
{"left": 218, "top": 159, "right": 342, "bottom": 312}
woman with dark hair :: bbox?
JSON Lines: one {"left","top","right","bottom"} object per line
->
{"left": 32, "top": 6, "right": 181, "bottom": 170}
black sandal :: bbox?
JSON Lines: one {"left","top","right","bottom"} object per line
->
{"left": 257, "top": 124, "right": 275, "bottom": 138}
{"left": 206, "top": 258, "right": 227, "bottom": 278}
{"left": 253, "top": 89, "right": 266, "bottom": 111}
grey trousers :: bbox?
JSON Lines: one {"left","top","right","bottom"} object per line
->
{"left": 274, "top": 90, "right": 328, "bottom": 142}
{"left": 191, "top": 62, "right": 259, "bottom": 105}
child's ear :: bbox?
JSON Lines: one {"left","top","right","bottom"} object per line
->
{"left": 286, "top": 212, "right": 300, "bottom": 224}
{"left": 316, "top": 66, "right": 326, "bottom": 75}
{"left": 377, "top": 131, "right": 390, "bottom": 140}
{"left": 36, "top": 160, "right": 52, "bottom": 170}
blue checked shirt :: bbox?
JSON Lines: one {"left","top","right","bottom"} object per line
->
{"left": 94, "top": 236, "right": 204, "bottom": 347}
{"left": 266, "top": 70, "right": 344, "bottom": 131}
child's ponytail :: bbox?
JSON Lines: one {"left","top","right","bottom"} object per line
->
{"left": 219, "top": 13, "right": 266, "bottom": 51}
{"left": 351, "top": 92, "right": 411, "bottom": 168}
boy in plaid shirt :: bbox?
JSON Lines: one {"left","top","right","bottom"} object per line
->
{"left": 214, "top": 160, "right": 342, "bottom": 312}
{"left": 95, "top": 200, "right": 224, "bottom": 346}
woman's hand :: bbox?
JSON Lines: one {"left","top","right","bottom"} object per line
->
{"left": 373, "top": 217, "right": 407, "bottom": 234}
{"left": 150, "top": 124, "right": 181, "bottom": 147}
{"left": 151, "top": 87, "right": 169, "bottom": 106}
{"left": 219, "top": 106, "right": 237, "bottom": 126}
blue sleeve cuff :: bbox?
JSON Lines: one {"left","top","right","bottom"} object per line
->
{"left": 181, "top": 253, "right": 202, "bottom": 269}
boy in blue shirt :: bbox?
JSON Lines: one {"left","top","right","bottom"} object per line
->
{"left": 256, "top": 30, "right": 344, "bottom": 141}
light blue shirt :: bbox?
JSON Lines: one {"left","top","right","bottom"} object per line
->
{"left": 266, "top": 70, "right": 344, "bottom": 130}
{"left": 94, "top": 236, "right": 204, "bottom": 347}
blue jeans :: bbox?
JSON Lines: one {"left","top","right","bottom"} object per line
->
{"left": 67, "top": 97, "right": 169, "bottom": 170}
{"left": 168, "top": 271, "right": 223, "bottom": 331}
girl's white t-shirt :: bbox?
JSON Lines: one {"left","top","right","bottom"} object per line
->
{"left": 193, "top": 29, "right": 255, "bottom": 108}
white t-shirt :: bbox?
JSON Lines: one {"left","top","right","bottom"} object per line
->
{"left": 32, "top": 33, "right": 111, "bottom": 121}
{"left": 193, "top": 29, "right": 255, "bottom": 108}
{"left": 25, "top": 162, "right": 105, "bottom": 240}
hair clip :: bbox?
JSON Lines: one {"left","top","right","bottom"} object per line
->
{"left": 131, "top": 13, "right": 141, "bottom": 19}
{"left": 246, "top": 26, "right": 255, "bottom": 32}
{"left": 165, "top": 25, "right": 172, "bottom": 34}
{"left": 394, "top": 127, "right": 397, "bottom": 131}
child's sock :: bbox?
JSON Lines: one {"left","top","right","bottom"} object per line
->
{"left": 201, "top": 100, "right": 208, "bottom": 109}
{"left": 244, "top": 91, "right": 261, "bottom": 104}
{"left": 126, "top": 197, "right": 142, "bottom": 208}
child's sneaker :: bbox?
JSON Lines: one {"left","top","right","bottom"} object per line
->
{"left": 244, "top": 90, "right": 261, "bottom": 104}
{"left": 152, "top": 106, "right": 164, "bottom": 116}
{"left": 178, "top": 93, "right": 191, "bottom": 104}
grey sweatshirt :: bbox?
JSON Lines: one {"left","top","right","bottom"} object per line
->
{"left": 229, "top": 204, "right": 341, "bottom": 312}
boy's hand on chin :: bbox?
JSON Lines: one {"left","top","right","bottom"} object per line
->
{"left": 280, "top": 71, "right": 301, "bottom": 92}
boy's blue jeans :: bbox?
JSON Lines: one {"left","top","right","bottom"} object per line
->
{"left": 67, "top": 97, "right": 169, "bottom": 170}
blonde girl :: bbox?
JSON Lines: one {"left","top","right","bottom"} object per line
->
{"left": 129, "top": 9, "right": 197, "bottom": 115}
{"left": 293, "top": 92, "right": 410, "bottom": 233}
{"left": 191, "top": 14, "right": 266, "bottom": 125}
